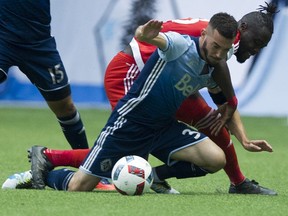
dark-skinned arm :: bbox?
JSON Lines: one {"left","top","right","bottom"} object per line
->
{"left": 208, "top": 88, "right": 272, "bottom": 152}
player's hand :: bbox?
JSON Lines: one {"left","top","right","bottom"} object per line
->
{"left": 209, "top": 103, "right": 236, "bottom": 136}
{"left": 135, "top": 19, "right": 163, "bottom": 42}
{"left": 242, "top": 140, "right": 273, "bottom": 152}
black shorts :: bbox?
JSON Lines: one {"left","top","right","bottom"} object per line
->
{"left": 0, "top": 37, "right": 71, "bottom": 101}
{"left": 80, "top": 114, "right": 207, "bottom": 179}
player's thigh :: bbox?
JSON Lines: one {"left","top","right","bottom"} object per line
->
{"left": 151, "top": 120, "right": 207, "bottom": 165}
{"left": 0, "top": 40, "right": 17, "bottom": 82}
{"left": 68, "top": 169, "right": 100, "bottom": 191}
{"left": 171, "top": 138, "right": 226, "bottom": 168}
{"left": 18, "top": 37, "right": 70, "bottom": 97}
{"left": 176, "top": 93, "right": 212, "bottom": 125}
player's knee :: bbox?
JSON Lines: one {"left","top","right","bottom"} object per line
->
{"left": 58, "top": 101, "right": 76, "bottom": 116}
{"left": 68, "top": 178, "right": 88, "bottom": 191}
{"left": 47, "top": 96, "right": 77, "bottom": 117}
{"left": 68, "top": 180, "right": 82, "bottom": 191}
{"left": 208, "top": 150, "right": 226, "bottom": 173}
{"left": 67, "top": 172, "right": 98, "bottom": 192}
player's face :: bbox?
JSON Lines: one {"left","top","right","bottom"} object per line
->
{"left": 235, "top": 26, "right": 272, "bottom": 63}
{"left": 200, "top": 28, "right": 234, "bottom": 66}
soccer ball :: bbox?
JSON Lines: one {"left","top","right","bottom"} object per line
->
{"left": 111, "top": 155, "right": 154, "bottom": 195}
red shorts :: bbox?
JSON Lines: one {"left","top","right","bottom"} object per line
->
{"left": 104, "top": 51, "right": 213, "bottom": 127}
{"left": 104, "top": 51, "right": 139, "bottom": 109}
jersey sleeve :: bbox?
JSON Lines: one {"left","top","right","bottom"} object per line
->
{"left": 158, "top": 32, "right": 190, "bottom": 62}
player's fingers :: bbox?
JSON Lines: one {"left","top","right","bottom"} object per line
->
{"left": 148, "top": 20, "right": 163, "bottom": 28}
{"left": 210, "top": 120, "right": 223, "bottom": 136}
{"left": 215, "top": 122, "right": 225, "bottom": 136}
{"left": 250, "top": 144, "right": 273, "bottom": 152}
{"left": 262, "top": 145, "right": 273, "bottom": 152}
{"left": 252, "top": 141, "right": 273, "bottom": 152}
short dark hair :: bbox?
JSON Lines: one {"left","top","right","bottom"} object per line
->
{"left": 240, "top": 2, "right": 278, "bottom": 34}
{"left": 209, "top": 12, "right": 238, "bottom": 39}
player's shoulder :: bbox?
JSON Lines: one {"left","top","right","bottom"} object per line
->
{"left": 161, "top": 18, "right": 209, "bottom": 36}
{"left": 166, "top": 18, "right": 209, "bottom": 24}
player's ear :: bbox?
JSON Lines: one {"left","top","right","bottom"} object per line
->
{"left": 201, "top": 28, "right": 207, "bottom": 37}
{"left": 239, "top": 22, "right": 248, "bottom": 32}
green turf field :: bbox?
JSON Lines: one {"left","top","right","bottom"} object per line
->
{"left": 0, "top": 107, "right": 287, "bottom": 216}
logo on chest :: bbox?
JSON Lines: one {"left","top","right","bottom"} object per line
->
{"left": 174, "top": 74, "right": 200, "bottom": 97}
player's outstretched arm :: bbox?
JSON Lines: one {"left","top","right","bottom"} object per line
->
{"left": 208, "top": 88, "right": 273, "bottom": 152}
{"left": 227, "top": 109, "right": 273, "bottom": 152}
{"left": 135, "top": 19, "right": 167, "bottom": 50}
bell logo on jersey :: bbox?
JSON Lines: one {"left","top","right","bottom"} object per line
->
{"left": 175, "top": 74, "right": 200, "bottom": 97}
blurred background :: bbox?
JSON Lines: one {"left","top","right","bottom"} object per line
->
{"left": 0, "top": 0, "right": 287, "bottom": 117}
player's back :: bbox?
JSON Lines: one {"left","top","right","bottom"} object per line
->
{"left": 0, "top": 0, "right": 51, "bottom": 43}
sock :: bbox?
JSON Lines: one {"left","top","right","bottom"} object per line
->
{"left": 44, "top": 148, "right": 89, "bottom": 168}
{"left": 223, "top": 142, "right": 246, "bottom": 185}
{"left": 199, "top": 127, "right": 245, "bottom": 185}
{"left": 46, "top": 168, "right": 74, "bottom": 190}
{"left": 57, "top": 111, "right": 89, "bottom": 149}
{"left": 154, "top": 162, "right": 208, "bottom": 181}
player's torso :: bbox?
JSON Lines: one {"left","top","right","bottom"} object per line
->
{"left": 0, "top": 0, "right": 51, "bottom": 43}
{"left": 117, "top": 35, "right": 216, "bottom": 127}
